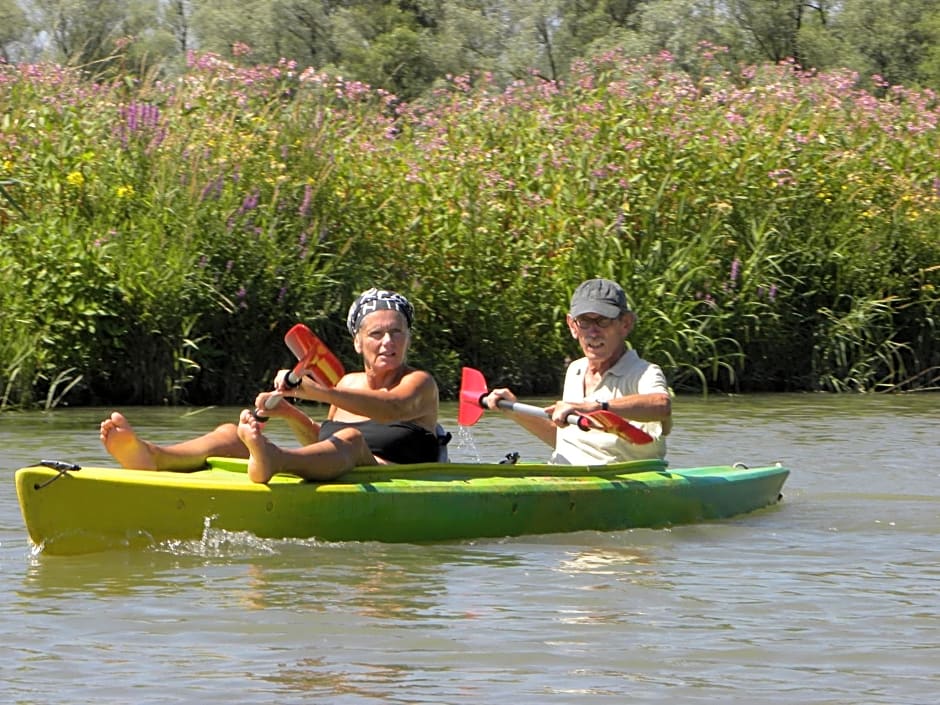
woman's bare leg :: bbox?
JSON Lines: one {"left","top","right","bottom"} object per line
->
{"left": 236, "top": 409, "right": 376, "bottom": 484}
{"left": 100, "top": 411, "right": 248, "bottom": 471}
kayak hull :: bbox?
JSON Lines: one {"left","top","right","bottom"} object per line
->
{"left": 15, "top": 458, "right": 789, "bottom": 555}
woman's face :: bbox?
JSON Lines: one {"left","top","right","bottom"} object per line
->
{"left": 354, "top": 309, "right": 410, "bottom": 371}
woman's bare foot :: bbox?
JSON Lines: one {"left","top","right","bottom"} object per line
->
{"left": 99, "top": 412, "right": 159, "bottom": 470}
{"left": 237, "top": 409, "right": 280, "bottom": 484}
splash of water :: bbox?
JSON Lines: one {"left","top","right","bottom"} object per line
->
{"left": 452, "top": 425, "right": 483, "bottom": 463}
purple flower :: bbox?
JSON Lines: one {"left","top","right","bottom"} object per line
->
{"left": 114, "top": 102, "right": 162, "bottom": 148}
{"left": 200, "top": 176, "right": 223, "bottom": 201}
{"left": 298, "top": 183, "right": 312, "bottom": 218}
{"left": 238, "top": 189, "right": 260, "bottom": 214}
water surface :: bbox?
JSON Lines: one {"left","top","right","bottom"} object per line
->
{"left": 1, "top": 394, "right": 938, "bottom": 704}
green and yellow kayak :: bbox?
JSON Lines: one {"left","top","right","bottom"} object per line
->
{"left": 15, "top": 458, "right": 789, "bottom": 555}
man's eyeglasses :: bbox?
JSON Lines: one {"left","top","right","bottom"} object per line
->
{"left": 573, "top": 315, "right": 620, "bottom": 330}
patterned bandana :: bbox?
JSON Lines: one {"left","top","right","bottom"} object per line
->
{"left": 346, "top": 288, "right": 415, "bottom": 336}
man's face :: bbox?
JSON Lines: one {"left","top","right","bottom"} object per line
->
{"left": 566, "top": 312, "right": 635, "bottom": 363}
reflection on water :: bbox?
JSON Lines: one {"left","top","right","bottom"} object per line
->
{"left": 556, "top": 546, "right": 654, "bottom": 575}
{"left": 223, "top": 545, "right": 453, "bottom": 620}
{"left": 260, "top": 656, "right": 405, "bottom": 702}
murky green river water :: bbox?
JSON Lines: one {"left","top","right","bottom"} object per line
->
{"left": 1, "top": 393, "right": 938, "bottom": 704}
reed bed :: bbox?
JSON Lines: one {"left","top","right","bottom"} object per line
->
{"left": 1, "top": 49, "right": 937, "bottom": 408}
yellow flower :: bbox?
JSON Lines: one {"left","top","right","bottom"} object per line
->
{"left": 2, "top": 159, "right": 12, "bottom": 172}
{"left": 711, "top": 201, "right": 733, "bottom": 214}
{"left": 66, "top": 171, "right": 85, "bottom": 187}
{"left": 115, "top": 185, "right": 135, "bottom": 198}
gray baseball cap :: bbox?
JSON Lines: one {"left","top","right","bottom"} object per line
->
{"left": 569, "top": 278, "right": 631, "bottom": 318}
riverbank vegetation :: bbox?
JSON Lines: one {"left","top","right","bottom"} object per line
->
{"left": 1, "top": 46, "right": 938, "bottom": 409}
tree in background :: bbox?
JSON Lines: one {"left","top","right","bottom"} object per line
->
{"left": 917, "top": 9, "right": 940, "bottom": 88}
{"left": 269, "top": 0, "right": 341, "bottom": 69}
{"left": 727, "top": 0, "right": 830, "bottom": 66}
{"left": 30, "top": 0, "right": 178, "bottom": 76}
{"left": 629, "top": 0, "right": 735, "bottom": 68}
{"left": 7, "top": 1, "right": 940, "bottom": 97}
{"left": 0, "top": 0, "right": 29, "bottom": 62}
{"left": 191, "top": 0, "right": 279, "bottom": 61}
{"left": 164, "top": 0, "right": 194, "bottom": 55}
{"left": 831, "top": 0, "right": 940, "bottom": 89}
{"left": 327, "top": 0, "right": 438, "bottom": 98}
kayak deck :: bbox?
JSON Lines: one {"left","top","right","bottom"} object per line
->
{"left": 15, "top": 458, "right": 789, "bottom": 555}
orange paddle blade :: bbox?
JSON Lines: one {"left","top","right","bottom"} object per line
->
{"left": 284, "top": 323, "right": 344, "bottom": 388}
{"left": 583, "top": 410, "right": 654, "bottom": 445}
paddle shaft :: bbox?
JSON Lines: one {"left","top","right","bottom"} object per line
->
{"left": 263, "top": 370, "right": 303, "bottom": 409}
{"left": 490, "top": 398, "right": 593, "bottom": 432}
{"left": 253, "top": 369, "right": 303, "bottom": 421}
{"left": 458, "top": 366, "right": 654, "bottom": 445}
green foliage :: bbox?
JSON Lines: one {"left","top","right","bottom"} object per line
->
{"left": 832, "top": 0, "right": 940, "bottom": 90}
{"left": 10, "top": 1, "right": 940, "bottom": 96}
{"left": 1, "top": 47, "right": 939, "bottom": 410}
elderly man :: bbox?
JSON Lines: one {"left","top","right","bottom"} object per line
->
{"left": 485, "top": 278, "right": 672, "bottom": 464}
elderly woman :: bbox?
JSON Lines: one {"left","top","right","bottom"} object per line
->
{"left": 99, "top": 288, "right": 440, "bottom": 483}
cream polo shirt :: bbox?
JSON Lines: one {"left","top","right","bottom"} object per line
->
{"left": 550, "top": 349, "right": 669, "bottom": 465}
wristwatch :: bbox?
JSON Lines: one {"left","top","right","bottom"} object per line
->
{"left": 599, "top": 401, "right": 609, "bottom": 411}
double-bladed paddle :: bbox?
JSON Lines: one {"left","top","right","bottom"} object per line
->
{"left": 457, "top": 366, "right": 654, "bottom": 445}
{"left": 254, "top": 324, "right": 345, "bottom": 421}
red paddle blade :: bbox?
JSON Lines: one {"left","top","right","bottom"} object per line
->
{"left": 457, "top": 367, "right": 488, "bottom": 427}
{"left": 584, "top": 410, "right": 655, "bottom": 445}
{"left": 284, "top": 323, "right": 344, "bottom": 388}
